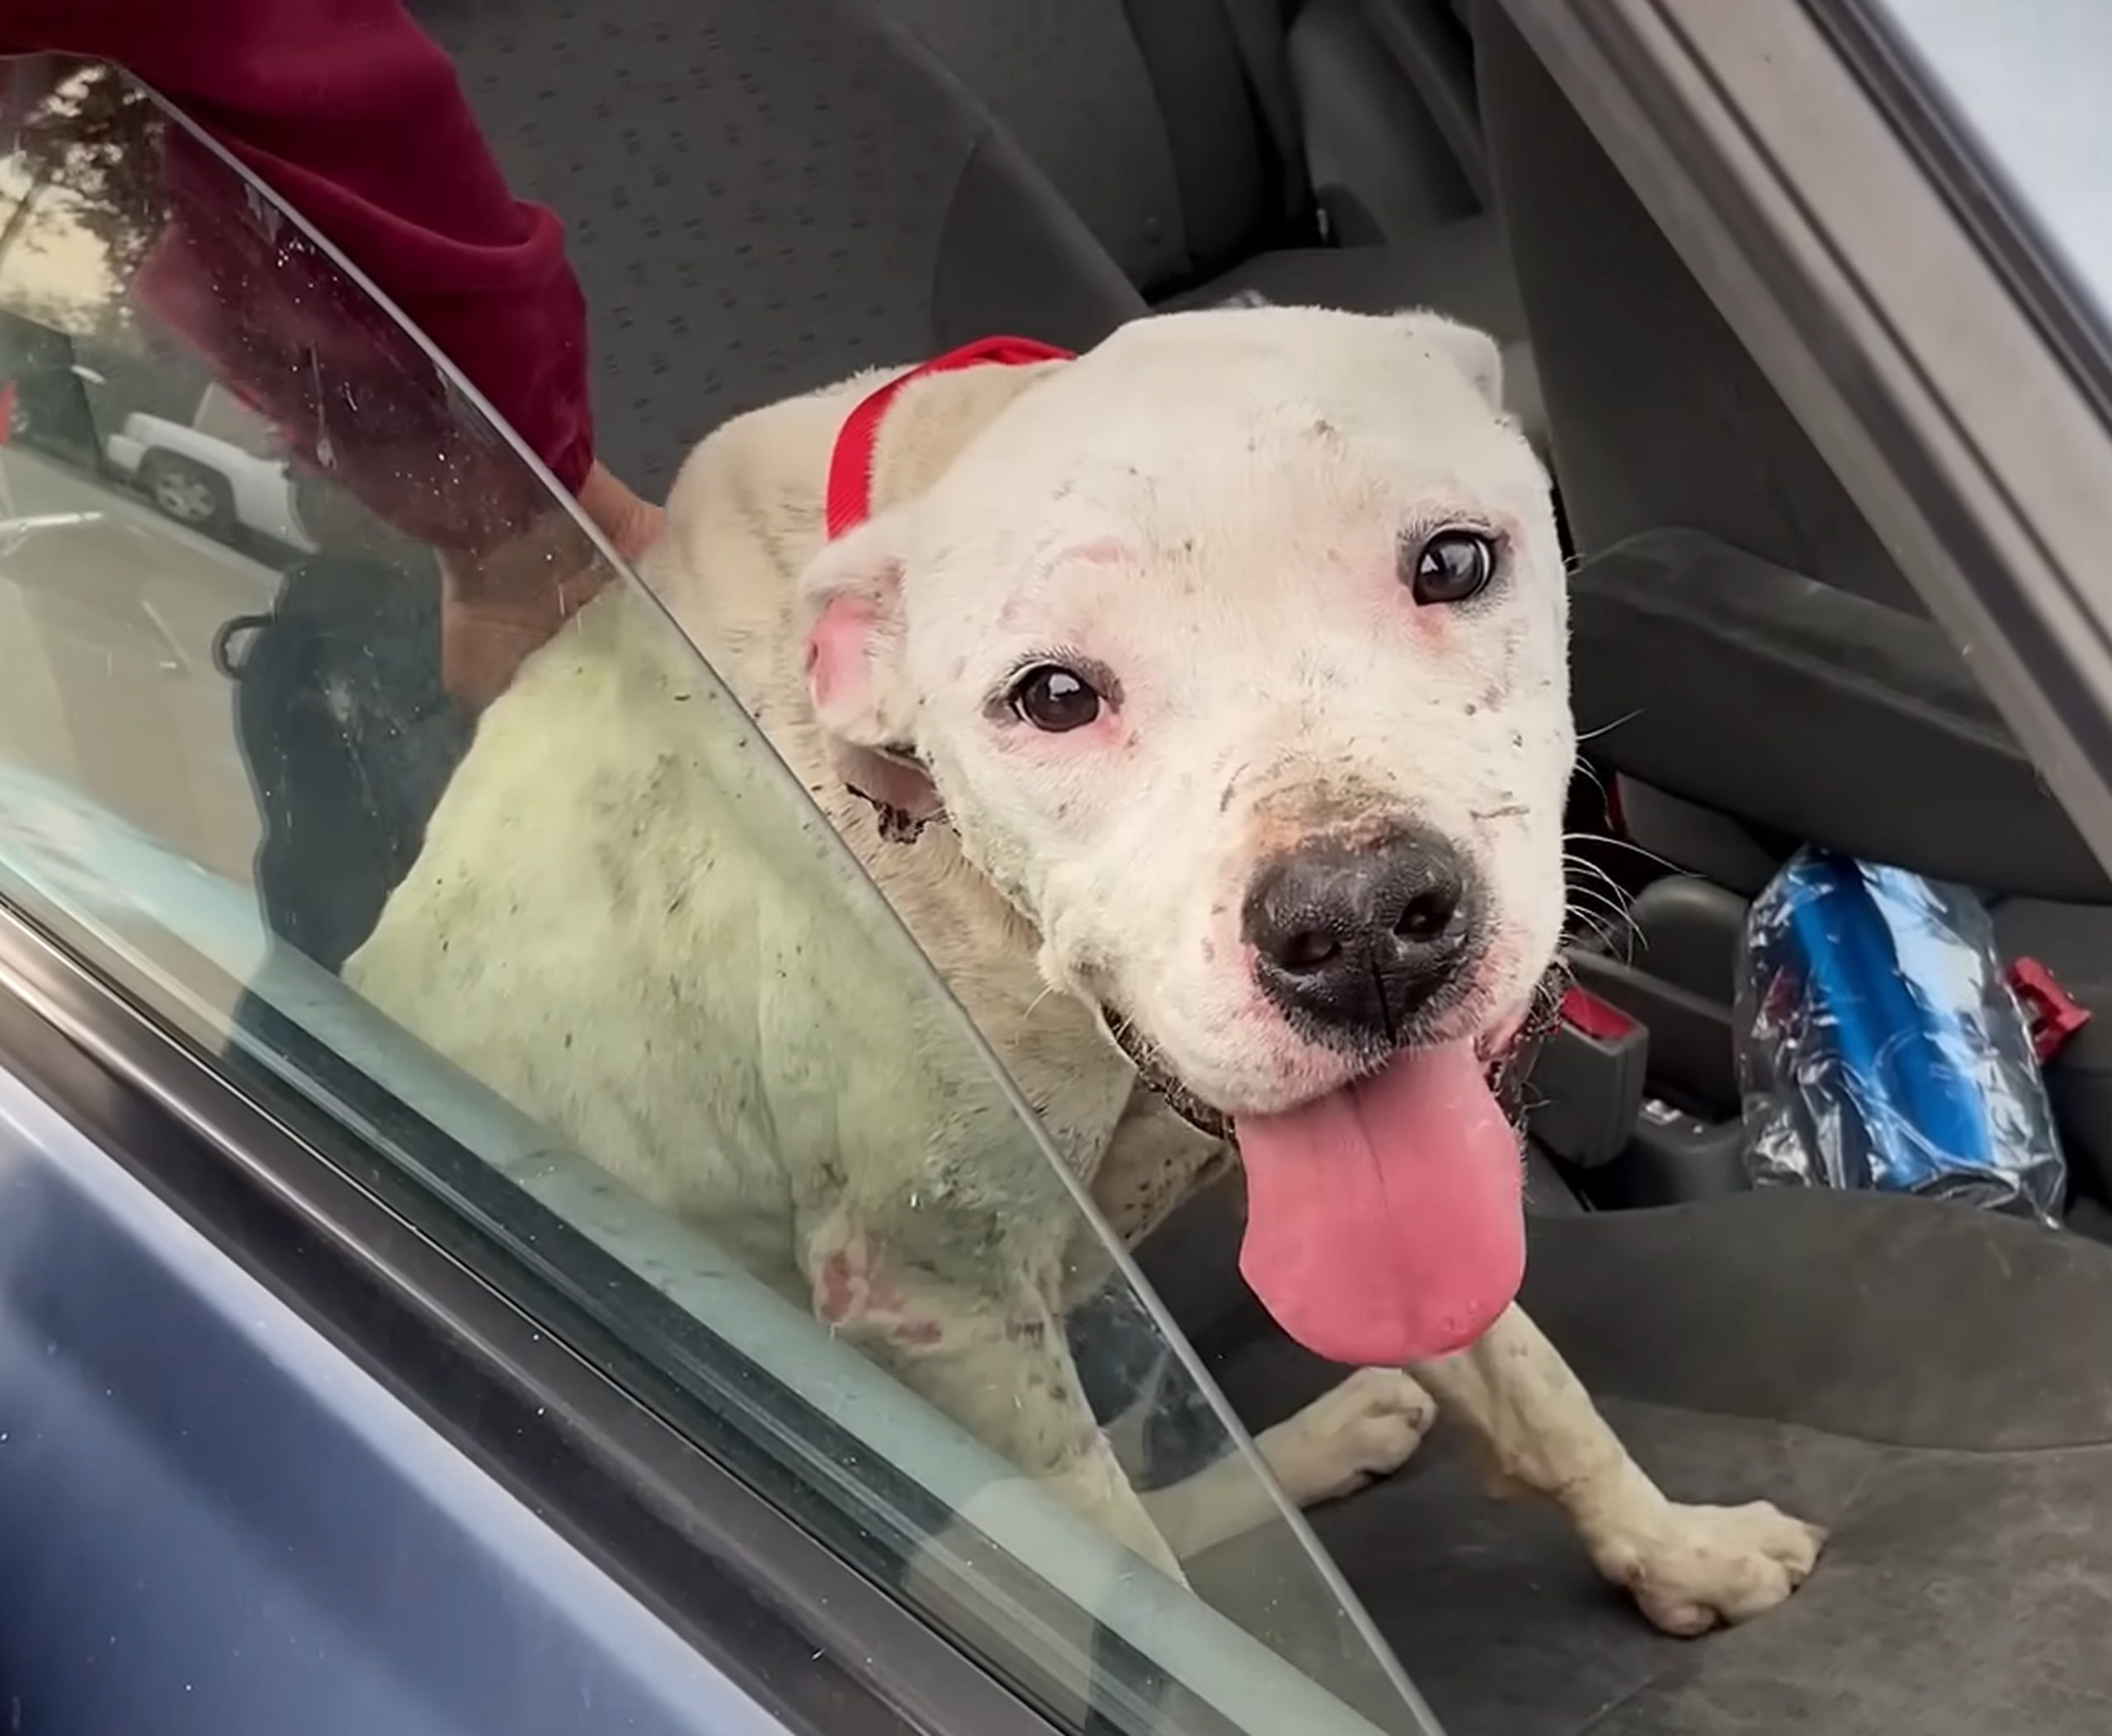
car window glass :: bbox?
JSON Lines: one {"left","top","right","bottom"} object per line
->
{"left": 1850, "top": 0, "right": 2112, "bottom": 342}
{"left": 0, "top": 59, "right": 1436, "bottom": 1736}
{"left": 191, "top": 382, "right": 285, "bottom": 459}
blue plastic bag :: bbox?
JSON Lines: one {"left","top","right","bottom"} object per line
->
{"left": 1734, "top": 850, "right": 2065, "bottom": 1224}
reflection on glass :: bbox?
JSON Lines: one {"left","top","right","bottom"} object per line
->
{"left": 0, "top": 57, "right": 1433, "bottom": 1736}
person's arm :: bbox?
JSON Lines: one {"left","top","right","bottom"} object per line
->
{"left": 2, "top": 0, "right": 595, "bottom": 497}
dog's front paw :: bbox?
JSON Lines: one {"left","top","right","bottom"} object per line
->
{"left": 1591, "top": 1498, "right": 1827, "bottom": 1636}
{"left": 1258, "top": 1366, "right": 1439, "bottom": 1507}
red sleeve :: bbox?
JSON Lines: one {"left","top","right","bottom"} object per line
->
{"left": 1, "top": 0, "right": 592, "bottom": 496}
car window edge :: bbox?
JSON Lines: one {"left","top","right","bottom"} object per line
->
{"left": 0, "top": 893, "right": 1068, "bottom": 1736}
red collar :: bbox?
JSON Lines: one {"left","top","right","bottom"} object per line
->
{"left": 824, "top": 336, "right": 1074, "bottom": 540}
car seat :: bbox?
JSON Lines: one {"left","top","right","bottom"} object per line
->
{"left": 399, "top": 4, "right": 2112, "bottom": 1731}
{"left": 409, "top": 0, "right": 1144, "bottom": 496}
{"left": 862, "top": 0, "right": 1478, "bottom": 298}
{"left": 858, "top": 0, "right": 1546, "bottom": 441}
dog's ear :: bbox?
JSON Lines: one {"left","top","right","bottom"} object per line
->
{"left": 800, "top": 511, "right": 915, "bottom": 746}
{"left": 799, "top": 510, "right": 942, "bottom": 830}
{"left": 1394, "top": 308, "right": 1504, "bottom": 412}
{"left": 794, "top": 356, "right": 1068, "bottom": 834}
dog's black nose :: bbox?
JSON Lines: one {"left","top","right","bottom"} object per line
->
{"left": 1242, "top": 828, "right": 1478, "bottom": 1044}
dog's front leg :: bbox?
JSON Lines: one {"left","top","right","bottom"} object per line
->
{"left": 801, "top": 1205, "right": 1184, "bottom": 1581}
{"left": 1137, "top": 1367, "right": 1439, "bottom": 1559}
{"left": 1411, "top": 1305, "right": 1827, "bottom": 1635}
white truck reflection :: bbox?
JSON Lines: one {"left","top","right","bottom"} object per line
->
{"left": 101, "top": 381, "right": 314, "bottom": 554}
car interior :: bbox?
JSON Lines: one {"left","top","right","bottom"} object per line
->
{"left": 407, "top": 0, "right": 2112, "bottom": 1729}
{"left": 6, "top": 1, "right": 2112, "bottom": 1732}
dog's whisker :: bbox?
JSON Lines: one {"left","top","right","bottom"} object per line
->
{"left": 1563, "top": 862, "right": 1634, "bottom": 913}
{"left": 1580, "top": 832, "right": 1686, "bottom": 875}
{"left": 1568, "top": 877, "right": 1632, "bottom": 921}
{"left": 1568, "top": 903, "right": 1635, "bottom": 947}
{"left": 1577, "top": 709, "right": 1643, "bottom": 744}
{"left": 1563, "top": 853, "right": 1635, "bottom": 913}
{"left": 1563, "top": 894, "right": 1624, "bottom": 935}
{"left": 1562, "top": 843, "right": 1629, "bottom": 882}
{"left": 1565, "top": 882, "right": 1637, "bottom": 928}
{"left": 1563, "top": 893, "right": 1639, "bottom": 960}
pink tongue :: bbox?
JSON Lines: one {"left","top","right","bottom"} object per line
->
{"left": 1234, "top": 1042, "right": 1524, "bottom": 1366}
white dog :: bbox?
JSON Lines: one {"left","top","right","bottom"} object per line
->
{"left": 347, "top": 307, "right": 1822, "bottom": 1634}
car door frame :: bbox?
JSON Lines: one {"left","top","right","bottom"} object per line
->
{"left": 1493, "top": 0, "right": 2112, "bottom": 882}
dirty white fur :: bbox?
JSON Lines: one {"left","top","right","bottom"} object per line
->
{"left": 348, "top": 308, "right": 1822, "bottom": 1627}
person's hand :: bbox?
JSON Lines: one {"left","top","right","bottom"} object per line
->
{"left": 577, "top": 460, "right": 665, "bottom": 562}
{"left": 439, "top": 461, "right": 664, "bottom": 712}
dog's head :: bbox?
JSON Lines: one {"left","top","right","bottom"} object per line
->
{"left": 801, "top": 308, "right": 1572, "bottom": 1366}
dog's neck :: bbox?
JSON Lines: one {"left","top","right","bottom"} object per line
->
{"left": 857, "top": 356, "right": 1068, "bottom": 523}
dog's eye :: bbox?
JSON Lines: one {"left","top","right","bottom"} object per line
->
{"left": 1009, "top": 664, "right": 1103, "bottom": 732}
{"left": 1405, "top": 529, "right": 1496, "bottom": 606}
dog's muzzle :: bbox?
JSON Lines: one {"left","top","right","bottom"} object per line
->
{"left": 1101, "top": 959, "right": 1566, "bottom": 1144}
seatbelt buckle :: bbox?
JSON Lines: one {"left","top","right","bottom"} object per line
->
{"left": 2008, "top": 956, "right": 2091, "bottom": 1064}
{"left": 1525, "top": 985, "right": 1651, "bottom": 1168}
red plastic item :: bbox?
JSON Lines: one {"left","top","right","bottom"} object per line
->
{"left": 1560, "top": 983, "right": 1638, "bottom": 1044}
{"left": 2009, "top": 956, "right": 2091, "bottom": 1063}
